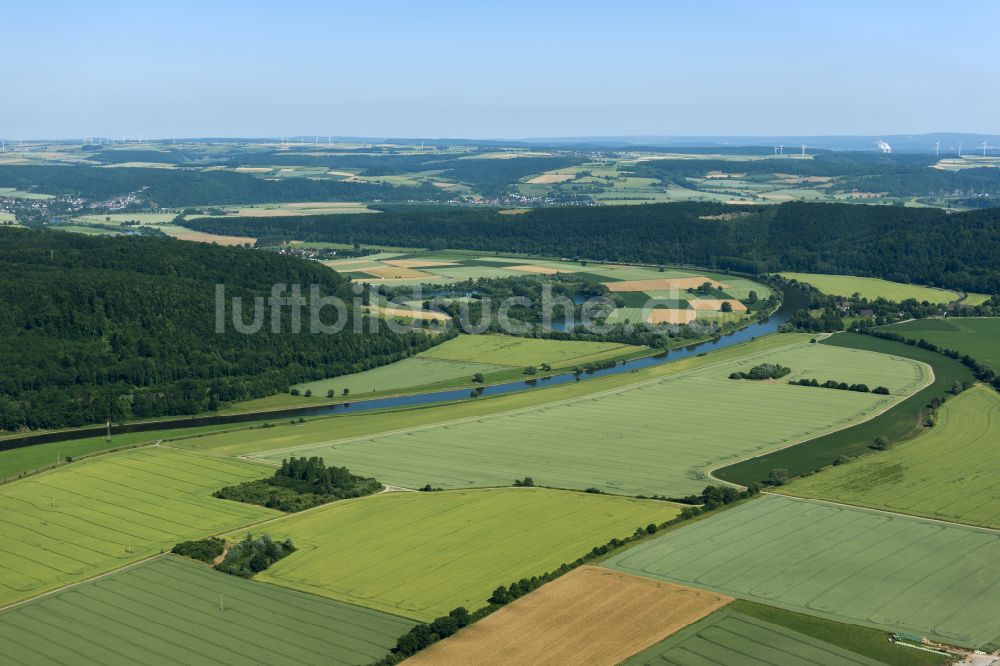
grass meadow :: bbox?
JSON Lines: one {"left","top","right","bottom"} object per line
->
{"left": 779, "top": 273, "right": 959, "bottom": 303}
{"left": 417, "top": 334, "right": 644, "bottom": 367}
{"left": 0, "top": 448, "right": 275, "bottom": 607}
{"left": 0, "top": 556, "right": 412, "bottom": 665}
{"left": 886, "top": 317, "right": 1000, "bottom": 372}
{"left": 604, "top": 495, "right": 1000, "bottom": 648}
{"left": 292, "top": 334, "right": 646, "bottom": 396}
{"left": 252, "top": 342, "right": 927, "bottom": 497}
{"left": 237, "top": 488, "right": 680, "bottom": 621}
{"left": 782, "top": 384, "right": 1000, "bottom": 528}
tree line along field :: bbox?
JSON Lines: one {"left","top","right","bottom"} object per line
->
{"left": 778, "top": 273, "right": 961, "bottom": 303}
{"left": 0, "top": 447, "right": 277, "bottom": 607}
{"left": 885, "top": 317, "right": 1000, "bottom": 373}
{"left": 715, "top": 333, "right": 977, "bottom": 486}
{"left": 406, "top": 566, "right": 731, "bottom": 666}
{"left": 781, "top": 384, "right": 1000, "bottom": 529}
{"left": 251, "top": 341, "right": 928, "bottom": 497}
{"left": 174, "top": 333, "right": 813, "bottom": 458}
{"left": 292, "top": 334, "right": 646, "bottom": 397}
{"left": 603, "top": 495, "right": 1000, "bottom": 648}
{"left": 0, "top": 555, "right": 412, "bottom": 665}
{"left": 229, "top": 488, "right": 680, "bottom": 622}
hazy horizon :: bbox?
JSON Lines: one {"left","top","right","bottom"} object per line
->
{"left": 4, "top": 1, "right": 998, "bottom": 138}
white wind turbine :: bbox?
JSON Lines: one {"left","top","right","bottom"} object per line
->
{"left": 983, "top": 140, "right": 990, "bottom": 157}
{"left": 800, "top": 144, "right": 807, "bottom": 156}
{"left": 934, "top": 141, "right": 940, "bottom": 156}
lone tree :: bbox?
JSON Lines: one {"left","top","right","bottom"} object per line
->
{"left": 721, "top": 301, "right": 733, "bottom": 313}
{"left": 472, "top": 372, "right": 485, "bottom": 383}
{"left": 872, "top": 436, "right": 890, "bottom": 450}
{"left": 326, "top": 389, "right": 335, "bottom": 398}
{"left": 768, "top": 468, "right": 789, "bottom": 486}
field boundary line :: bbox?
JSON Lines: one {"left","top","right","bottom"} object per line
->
{"left": 0, "top": 552, "right": 168, "bottom": 613}
{"left": 765, "top": 492, "right": 1000, "bottom": 535}
{"left": 705, "top": 353, "right": 935, "bottom": 487}
{"left": 246, "top": 338, "right": 817, "bottom": 460}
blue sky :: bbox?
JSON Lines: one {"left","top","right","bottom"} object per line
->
{"left": 3, "top": 1, "right": 997, "bottom": 139}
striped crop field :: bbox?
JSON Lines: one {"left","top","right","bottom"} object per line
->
{"left": 0, "top": 447, "right": 276, "bottom": 607}
{"left": 0, "top": 555, "right": 413, "bottom": 665}
{"left": 782, "top": 384, "right": 1000, "bottom": 529}
{"left": 233, "top": 488, "right": 680, "bottom": 621}
{"left": 603, "top": 495, "right": 1000, "bottom": 648}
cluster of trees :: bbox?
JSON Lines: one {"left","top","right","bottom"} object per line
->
{"left": 729, "top": 363, "right": 791, "bottom": 380}
{"left": 171, "top": 537, "right": 225, "bottom": 563}
{"left": 182, "top": 201, "right": 1000, "bottom": 294}
{"left": 0, "top": 229, "right": 436, "bottom": 430}
{"left": 675, "top": 484, "right": 760, "bottom": 510}
{"left": 789, "top": 378, "right": 889, "bottom": 394}
{"left": 213, "top": 456, "right": 381, "bottom": 512}
{"left": 214, "top": 534, "right": 295, "bottom": 577}
{"left": 782, "top": 308, "right": 845, "bottom": 333}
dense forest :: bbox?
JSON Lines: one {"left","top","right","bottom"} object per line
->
{"left": 0, "top": 228, "right": 436, "bottom": 430}
{"left": 0, "top": 165, "right": 446, "bottom": 207}
{"left": 183, "top": 202, "right": 1000, "bottom": 293}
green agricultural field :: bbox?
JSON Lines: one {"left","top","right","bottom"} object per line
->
{"left": 292, "top": 334, "right": 644, "bottom": 397}
{"left": 604, "top": 495, "right": 1000, "bottom": 648}
{"left": 0, "top": 555, "right": 412, "bottom": 665}
{"left": 886, "top": 317, "right": 1000, "bottom": 372}
{"left": 625, "top": 606, "right": 886, "bottom": 666}
{"left": 716, "top": 333, "right": 976, "bottom": 486}
{"left": 236, "top": 488, "right": 679, "bottom": 621}
{"left": 252, "top": 342, "right": 927, "bottom": 497}
{"left": 418, "top": 334, "right": 644, "bottom": 367}
{"left": 0, "top": 422, "right": 265, "bottom": 482}
{"left": 0, "top": 448, "right": 276, "bottom": 607}
{"left": 781, "top": 384, "right": 1000, "bottom": 528}
{"left": 779, "top": 273, "right": 959, "bottom": 303}
{"left": 293, "top": 356, "right": 511, "bottom": 397}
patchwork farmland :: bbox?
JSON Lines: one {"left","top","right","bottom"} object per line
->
{"left": 253, "top": 342, "right": 928, "bottom": 496}
{"left": 782, "top": 384, "right": 1000, "bottom": 528}
{"left": 0, "top": 447, "right": 276, "bottom": 606}
{"left": 604, "top": 494, "right": 1000, "bottom": 648}
{"left": 406, "top": 566, "right": 731, "bottom": 666}
{"left": 0, "top": 556, "right": 412, "bottom": 665}
{"left": 233, "top": 488, "right": 680, "bottom": 621}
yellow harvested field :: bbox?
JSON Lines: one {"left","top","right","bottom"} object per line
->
{"left": 603, "top": 277, "right": 728, "bottom": 292}
{"left": 688, "top": 299, "right": 748, "bottom": 311}
{"left": 384, "top": 259, "right": 458, "bottom": 268}
{"left": 368, "top": 305, "right": 450, "bottom": 321}
{"left": 526, "top": 173, "right": 576, "bottom": 184}
{"left": 646, "top": 309, "right": 697, "bottom": 324}
{"left": 406, "top": 566, "right": 731, "bottom": 666}
{"left": 171, "top": 229, "right": 255, "bottom": 245}
{"left": 234, "top": 167, "right": 272, "bottom": 172}
{"left": 361, "top": 266, "right": 436, "bottom": 280}
{"left": 505, "top": 264, "right": 562, "bottom": 274}
{"left": 498, "top": 208, "right": 531, "bottom": 215}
